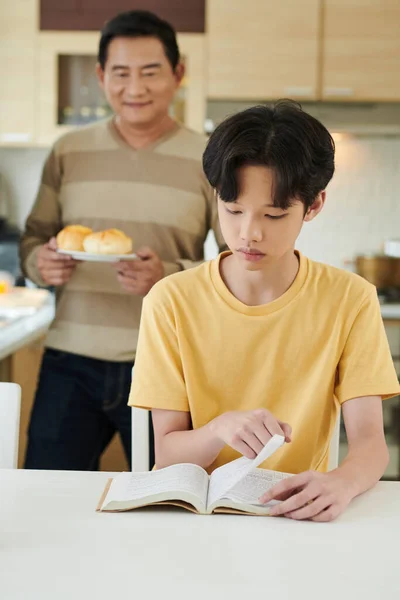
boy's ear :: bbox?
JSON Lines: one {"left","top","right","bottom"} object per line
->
{"left": 304, "top": 191, "right": 326, "bottom": 222}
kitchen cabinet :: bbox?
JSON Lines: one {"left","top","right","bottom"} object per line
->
{"left": 37, "top": 31, "right": 206, "bottom": 146}
{"left": 322, "top": 0, "right": 400, "bottom": 101}
{"left": 3, "top": 1, "right": 400, "bottom": 149}
{"left": 208, "top": 0, "right": 400, "bottom": 103}
{"left": 0, "top": 2, "right": 38, "bottom": 146}
{"left": 207, "top": 0, "right": 320, "bottom": 100}
{"left": 40, "top": 0, "right": 205, "bottom": 33}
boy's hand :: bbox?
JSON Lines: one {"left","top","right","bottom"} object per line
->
{"left": 114, "top": 247, "right": 164, "bottom": 296}
{"left": 37, "top": 237, "right": 77, "bottom": 286}
{"left": 260, "top": 470, "right": 352, "bottom": 522}
{"left": 210, "top": 409, "right": 292, "bottom": 459}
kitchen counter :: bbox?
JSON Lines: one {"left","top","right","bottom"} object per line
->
{"left": 380, "top": 303, "right": 400, "bottom": 321}
{"left": 0, "top": 297, "right": 55, "bottom": 363}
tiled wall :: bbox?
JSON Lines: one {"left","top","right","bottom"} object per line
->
{"left": 297, "top": 135, "right": 400, "bottom": 269}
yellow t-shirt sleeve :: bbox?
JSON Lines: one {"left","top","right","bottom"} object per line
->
{"left": 128, "top": 288, "right": 189, "bottom": 412}
{"left": 335, "top": 289, "right": 400, "bottom": 404}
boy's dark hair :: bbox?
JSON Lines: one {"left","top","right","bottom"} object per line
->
{"left": 203, "top": 101, "right": 335, "bottom": 210}
{"left": 98, "top": 10, "right": 180, "bottom": 71}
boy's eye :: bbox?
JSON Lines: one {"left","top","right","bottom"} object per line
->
{"left": 143, "top": 71, "right": 156, "bottom": 77}
{"left": 226, "top": 208, "right": 242, "bottom": 215}
{"left": 265, "top": 214, "right": 287, "bottom": 220}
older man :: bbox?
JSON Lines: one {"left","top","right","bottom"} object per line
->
{"left": 20, "top": 10, "right": 224, "bottom": 471}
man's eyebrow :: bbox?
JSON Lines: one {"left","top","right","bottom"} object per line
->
{"left": 111, "top": 63, "right": 162, "bottom": 71}
{"left": 141, "top": 63, "right": 162, "bottom": 69}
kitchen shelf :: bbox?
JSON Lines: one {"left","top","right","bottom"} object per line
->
{"left": 58, "top": 55, "right": 111, "bottom": 126}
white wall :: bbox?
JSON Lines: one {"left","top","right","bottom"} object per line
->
{"left": 1, "top": 136, "right": 400, "bottom": 269}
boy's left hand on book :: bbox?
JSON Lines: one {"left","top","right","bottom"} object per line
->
{"left": 259, "top": 470, "right": 352, "bottom": 522}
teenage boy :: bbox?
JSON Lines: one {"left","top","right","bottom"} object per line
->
{"left": 129, "top": 101, "right": 400, "bottom": 521}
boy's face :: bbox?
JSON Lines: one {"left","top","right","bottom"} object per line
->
{"left": 217, "top": 165, "right": 324, "bottom": 271}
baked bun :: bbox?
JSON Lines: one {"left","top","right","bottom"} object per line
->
{"left": 82, "top": 229, "right": 133, "bottom": 255}
{"left": 56, "top": 225, "right": 93, "bottom": 251}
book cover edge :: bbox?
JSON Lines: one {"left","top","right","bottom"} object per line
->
{"left": 96, "top": 478, "right": 113, "bottom": 512}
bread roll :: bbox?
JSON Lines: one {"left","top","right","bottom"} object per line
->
{"left": 56, "top": 225, "right": 93, "bottom": 251}
{"left": 83, "top": 229, "right": 133, "bottom": 255}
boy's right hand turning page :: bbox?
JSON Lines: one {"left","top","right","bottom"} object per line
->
{"left": 207, "top": 434, "right": 291, "bottom": 514}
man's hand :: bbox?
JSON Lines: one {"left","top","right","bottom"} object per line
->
{"left": 114, "top": 247, "right": 165, "bottom": 296}
{"left": 209, "top": 409, "right": 292, "bottom": 459}
{"left": 260, "top": 470, "right": 352, "bottom": 522}
{"left": 37, "top": 237, "right": 77, "bottom": 286}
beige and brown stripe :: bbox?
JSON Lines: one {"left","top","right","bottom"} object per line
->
{"left": 20, "top": 118, "right": 225, "bottom": 362}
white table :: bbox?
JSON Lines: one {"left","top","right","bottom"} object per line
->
{"left": 0, "top": 470, "right": 399, "bottom": 600}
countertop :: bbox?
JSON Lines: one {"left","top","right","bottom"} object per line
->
{"left": 0, "top": 297, "right": 55, "bottom": 362}
{"left": 380, "top": 303, "right": 400, "bottom": 320}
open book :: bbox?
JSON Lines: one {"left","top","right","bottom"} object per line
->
{"left": 97, "top": 435, "right": 292, "bottom": 516}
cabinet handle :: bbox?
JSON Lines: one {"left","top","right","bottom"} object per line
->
{"left": 283, "top": 86, "right": 314, "bottom": 97}
{"left": 323, "top": 87, "right": 354, "bottom": 97}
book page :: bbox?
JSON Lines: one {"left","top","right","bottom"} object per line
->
{"left": 207, "top": 434, "right": 285, "bottom": 508}
{"left": 216, "top": 468, "right": 290, "bottom": 505}
{"left": 101, "top": 464, "right": 209, "bottom": 513}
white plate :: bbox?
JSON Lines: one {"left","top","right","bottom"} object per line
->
{"left": 57, "top": 249, "right": 138, "bottom": 262}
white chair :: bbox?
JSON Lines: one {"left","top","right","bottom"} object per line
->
{"left": 0, "top": 382, "right": 21, "bottom": 469}
{"left": 131, "top": 407, "right": 150, "bottom": 471}
{"left": 328, "top": 412, "right": 341, "bottom": 471}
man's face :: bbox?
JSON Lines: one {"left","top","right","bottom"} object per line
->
{"left": 97, "top": 36, "right": 183, "bottom": 127}
{"left": 217, "top": 165, "right": 324, "bottom": 271}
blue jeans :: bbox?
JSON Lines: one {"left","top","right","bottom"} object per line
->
{"left": 24, "top": 349, "right": 140, "bottom": 470}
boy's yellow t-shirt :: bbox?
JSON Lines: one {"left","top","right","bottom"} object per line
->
{"left": 129, "top": 251, "right": 400, "bottom": 474}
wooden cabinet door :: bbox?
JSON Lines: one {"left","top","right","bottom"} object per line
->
{"left": 0, "top": 2, "right": 37, "bottom": 145}
{"left": 207, "top": 0, "right": 320, "bottom": 100}
{"left": 322, "top": 0, "right": 400, "bottom": 101}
